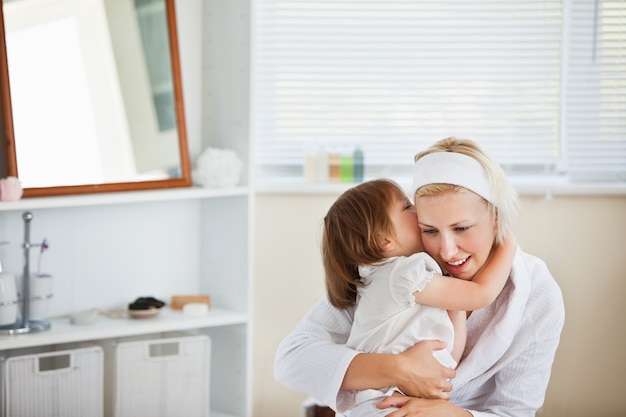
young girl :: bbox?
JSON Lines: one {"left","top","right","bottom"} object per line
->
{"left": 322, "top": 178, "right": 516, "bottom": 416}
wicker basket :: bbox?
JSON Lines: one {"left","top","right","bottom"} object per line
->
{"left": 111, "top": 334, "right": 211, "bottom": 417}
{"left": 4, "top": 346, "right": 103, "bottom": 417}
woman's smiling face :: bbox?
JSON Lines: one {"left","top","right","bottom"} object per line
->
{"left": 415, "top": 189, "right": 497, "bottom": 280}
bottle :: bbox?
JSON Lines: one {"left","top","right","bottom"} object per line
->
{"left": 328, "top": 152, "right": 341, "bottom": 183}
{"left": 303, "top": 146, "right": 318, "bottom": 183}
{"left": 340, "top": 153, "right": 354, "bottom": 183}
{"left": 353, "top": 146, "right": 364, "bottom": 182}
{"left": 317, "top": 147, "right": 329, "bottom": 183}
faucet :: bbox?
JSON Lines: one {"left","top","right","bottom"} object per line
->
{"left": 0, "top": 211, "right": 51, "bottom": 335}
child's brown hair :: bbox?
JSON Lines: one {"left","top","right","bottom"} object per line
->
{"left": 322, "top": 179, "right": 407, "bottom": 309}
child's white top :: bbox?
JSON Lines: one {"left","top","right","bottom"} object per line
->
{"left": 349, "top": 252, "right": 455, "bottom": 362}
{"left": 348, "top": 252, "right": 456, "bottom": 406}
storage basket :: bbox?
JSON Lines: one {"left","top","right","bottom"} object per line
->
{"left": 4, "top": 346, "right": 103, "bottom": 417}
{"left": 112, "top": 334, "right": 211, "bottom": 417}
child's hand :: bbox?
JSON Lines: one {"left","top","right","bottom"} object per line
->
{"left": 502, "top": 229, "right": 517, "bottom": 249}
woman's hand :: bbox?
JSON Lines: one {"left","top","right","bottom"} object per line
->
{"left": 376, "top": 394, "right": 472, "bottom": 417}
{"left": 342, "top": 340, "right": 455, "bottom": 399}
{"left": 394, "top": 340, "right": 456, "bottom": 399}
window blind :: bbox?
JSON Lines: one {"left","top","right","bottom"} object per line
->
{"left": 253, "top": 0, "right": 625, "bottom": 185}
{"left": 565, "top": 0, "right": 626, "bottom": 182}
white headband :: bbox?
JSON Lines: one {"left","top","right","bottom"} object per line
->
{"left": 411, "top": 152, "right": 492, "bottom": 203}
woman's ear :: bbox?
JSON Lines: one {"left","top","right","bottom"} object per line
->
{"left": 493, "top": 208, "right": 499, "bottom": 232}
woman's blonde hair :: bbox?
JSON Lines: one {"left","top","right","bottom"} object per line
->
{"left": 322, "top": 179, "right": 407, "bottom": 309}
{"left": 414, "top": 137, "right": 519, "bottom": 244}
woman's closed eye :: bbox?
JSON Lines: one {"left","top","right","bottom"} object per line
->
{"left": 421, "top": 225, "right": 471, "bottom": 235}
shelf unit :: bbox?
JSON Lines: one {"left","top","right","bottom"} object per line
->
{"left": 0, "top": 0, "right": 254, "bottom": 413}
{"left": 0, "top": 187, "right": 249, "bottom": 212}
{"left": 0, "top": 307, "right": 248, "bottom": 351}
{"left": 0, "top": 186, "right": 253, "bottom": 417}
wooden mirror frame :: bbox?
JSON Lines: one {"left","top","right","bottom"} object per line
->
{"left": 0, "top": 0, "right": 191, "bottom": 198}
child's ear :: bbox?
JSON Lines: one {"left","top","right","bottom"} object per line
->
{"left": 380, "top": 237, "right": 395, "bottom": 253}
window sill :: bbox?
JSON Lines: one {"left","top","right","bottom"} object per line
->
{"left": 253, "top": 176, "right": 626, "bottom": 197}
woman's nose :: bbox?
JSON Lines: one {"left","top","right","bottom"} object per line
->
{"left": 439, "top": 233, "right": 458, "bottom": 260}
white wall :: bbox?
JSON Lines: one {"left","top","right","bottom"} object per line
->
{"left": 253, "top": 193, "right": 626, "bottom": 417}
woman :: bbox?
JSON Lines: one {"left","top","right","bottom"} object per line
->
{"left": 274, "top": 138, "right": 565, "bottom": 417}
{"left": 322, "top": 178, "right": 515, "bottom": 417}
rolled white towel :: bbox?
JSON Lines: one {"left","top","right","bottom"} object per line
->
{"left": 192, "top": 147, "right": 242, "bottom": 187}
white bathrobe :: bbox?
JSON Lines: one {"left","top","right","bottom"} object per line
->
{"left": 274, "top": 249, "right": 565, "bottom": 417}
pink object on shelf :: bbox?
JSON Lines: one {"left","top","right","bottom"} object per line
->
{"left": 0, "top": 177, "right": 23, "bottom": 201}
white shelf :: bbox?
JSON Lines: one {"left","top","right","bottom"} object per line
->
{"left": 211, "top": 411, "right": 238, "bottom": 417}
{"left": 0, "top": 186, "right": 249, "bottom": 212}
{"left": 0, "top": 307, "right": 249, "bottom": 350}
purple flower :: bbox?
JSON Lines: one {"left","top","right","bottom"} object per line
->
{"left": 37, "top": 238, "right": 49, "bottom": 275}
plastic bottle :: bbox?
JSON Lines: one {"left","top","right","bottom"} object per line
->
{"left": 353, "top": 146, "right": 364, "bottom": 183}
{"left": 317, "top": 147, "right": 329, "bottom": 183}
{"left": 340, "top": 153, "right": 354, "bottom": 183}
{"left": 328, "top": 151, "right": 341, "bottom": 183}
{"left": 303, "top": 146, "right": 318, "bottom": 183}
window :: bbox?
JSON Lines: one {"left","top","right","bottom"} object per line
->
{"left": 253, "top": 0, "right": 626, "bottom": 191}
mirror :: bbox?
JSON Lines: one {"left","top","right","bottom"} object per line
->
{"left": 0, "top": 0, "right": 191, "bottom": 198}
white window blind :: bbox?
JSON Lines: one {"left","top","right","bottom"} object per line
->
{"left": 253, "top": 0, "right": 626, "bottom": 186}
{"left": 566, "top": 0, "right": 626, "bottom": 182}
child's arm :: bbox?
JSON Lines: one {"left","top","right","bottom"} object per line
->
{"left": 413, "top": 233, "right": 517, "bottom": 311}
{"left": 447, "top": 310, "right": 466, "bottom": 365}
